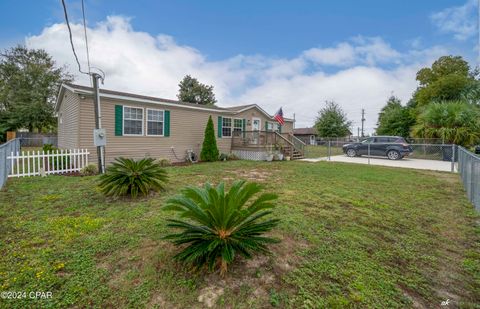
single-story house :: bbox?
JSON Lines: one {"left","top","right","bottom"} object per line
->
{"left": 56, "top": 84, "right": 303, "bottom": 163}
{"left": 293, "top": 127, "right": 318, "bottom": 145}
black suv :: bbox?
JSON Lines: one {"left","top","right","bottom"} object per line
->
{"left": 342, "top": 136, "right": 413, "bottom": 160}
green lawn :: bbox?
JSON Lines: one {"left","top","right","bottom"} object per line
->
{"left": 0, "top": 161, "right": 479, "bottom": 308}
{"left": 304, "top": 145, "right": 344, "bottom": 158}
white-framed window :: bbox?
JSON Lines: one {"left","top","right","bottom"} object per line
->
{"left": 146, "top": 108, "right": 164, "bottom": 136}
{"left": 123, "top": 106, "right": 144, "bottom": 136}
{"left": 222, "top": 117, "right": 232, "bottom": 137}
{"left": 233, "top": 119, "right": 243, "bottom": 135}
{"left": 274, "top": 123, "right": 281, "bottom": 132}
{"left": 266, "top": 122, "right": 274, "bottom": 131}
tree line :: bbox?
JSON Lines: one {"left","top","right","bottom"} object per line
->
{"left": 376, "top": 55, "right": 480, "bottom": 147}
{"left": 314, "top": 55, "right": 480, "bottom": 147}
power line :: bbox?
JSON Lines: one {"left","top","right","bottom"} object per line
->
{"left": 61, "top": 0, "right": 89, "bottom": 75}
{"left": 81, "top": 0, "right": 91, "bottom": 75}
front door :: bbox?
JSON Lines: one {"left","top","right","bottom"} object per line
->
{"left": 309, "top": 135, "right": 316, "bottom": 145}
{"left": 252, "top": 118, "right": 261, "bottom": 144}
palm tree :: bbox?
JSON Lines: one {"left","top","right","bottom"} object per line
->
{"left": 412, "top": 101, "right": 480, "bottom": 147}
{"left": 163, "top": 180, "right": 280, "bottom": 275}
{"left": 98, "top": 157, "right": 168, "bottom": 198}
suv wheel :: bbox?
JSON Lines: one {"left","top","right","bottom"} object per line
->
{"left": 387, "top": 150, "right": 400, "bottom": 160}
{"left": 346, "top": 149, "right": 357, "bottom": 157}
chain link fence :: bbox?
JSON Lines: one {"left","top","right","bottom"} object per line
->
{"left": 0, "top": 139, "right": 20, "bottom": 189}
{"left": 18, "top": 136, "right": 58, "bottom": 148}
{"left": 305, "top": 138, "right": 456, "bottom": 162}
{"left": 458, "top": 147, "right": 480, "bottom": 211}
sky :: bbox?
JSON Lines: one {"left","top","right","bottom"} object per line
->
{"left": 0, "top": 0, "right": 478, "bottom": 132}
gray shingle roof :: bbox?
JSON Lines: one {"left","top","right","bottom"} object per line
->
{"left": 293, "top": 127, "right": 317, "bottom": 135}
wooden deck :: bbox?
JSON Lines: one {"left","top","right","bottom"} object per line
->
{"left": 231, "top": 131, "right": 305, "bottom": 159}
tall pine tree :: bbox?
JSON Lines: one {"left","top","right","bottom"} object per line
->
{"left": 200, "top": 116, "right": 219, "bottom": 162}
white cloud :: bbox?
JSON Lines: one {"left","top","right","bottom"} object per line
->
{"left": 431, "top": 0, "right": 477, "bottom": 41}
{"left": 303, "top": 37, "right": 401, "bottom": 67}
{"left": 303, "top": 42, "right": 356, "bottom": 66}
{"left": 26, "top": 16, "right": 449, "bottom": 133}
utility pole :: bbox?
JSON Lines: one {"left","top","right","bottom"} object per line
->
{"left": 92, "top": 73, "right": 105, "bottom": 173}
{"left": 361, "top": 109, "right": 365, "bottom": 137}
{"left": 357, "top": 127, "right": 360, "bottom": 139}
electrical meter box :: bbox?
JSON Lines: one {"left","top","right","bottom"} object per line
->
{"left": 93, "top": 128, "right": 107, "bottom": 147}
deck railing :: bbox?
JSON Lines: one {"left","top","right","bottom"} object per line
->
{"left": 231, "top": 131, "right": 304, "bottom": 157}
{"left": 290, "top": 134, "right": 306, "bottom": 155}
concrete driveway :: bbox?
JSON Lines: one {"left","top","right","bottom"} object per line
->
{"left": 301, "top": 155, "right": 456, "bottom": 172}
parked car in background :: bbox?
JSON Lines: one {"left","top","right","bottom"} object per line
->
{"left": 342, "top": 136, "right": 413, "bottom": 160}
{"left": 475, "top": 145, "right": 480, "bottom": 155}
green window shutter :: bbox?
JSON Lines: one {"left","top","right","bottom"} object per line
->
{"left": 217, "top": 116, "right": 223, "bottom": 138}
{"left": 265, "top": 121, "right": 269, "bottom": 131}
{"left": 115, "top": 105, "right": 123, "bottom": 136}
{"left": 242, "top": 119, "right": 246, "bottom": 138}
{"left": 279, "top": 124, "right": 282, "bottom": 133}
{"left": 164, "top": 110, "right": 170, "bottom": 137}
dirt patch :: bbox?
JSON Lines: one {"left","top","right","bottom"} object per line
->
{"left": 399, "top": 284, "right": 428, "bottom": 309}
{"left": 198, "top": 286, "right": 225, "bottom": 308}
{"left": 147, "top": 293, "right": 176, "bottom": 309}
{"left": 224, "top": 168, "right": 274, "bottom": 182}
{"left": 96, "top": 238, "right": 162, "bottom": 288}
{"left": 197, "top": 234, "right": 309, "bottom": 307}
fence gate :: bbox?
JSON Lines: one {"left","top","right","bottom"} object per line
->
{"left": 7, "top": 149, "right": 90, "bottom": 178}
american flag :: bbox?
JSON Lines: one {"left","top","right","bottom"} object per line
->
{"left": 274, "top": 107, "right": 285, "bottom": 125}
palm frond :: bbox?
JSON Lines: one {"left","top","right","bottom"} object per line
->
{"left": 163, "top": 181, "right": 280, "bottom": 275}
{"left": 98, "top": 157, "right": 168, "bottom": 198}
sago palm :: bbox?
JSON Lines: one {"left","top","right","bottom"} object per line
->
{"left": 98, "top": 157, "right": 168, "bottom": 198}
{"left": 163, "top": 180, "right": 280, "bottom": 275}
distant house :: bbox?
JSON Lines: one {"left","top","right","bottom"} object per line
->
{"left": 293, "top": 127, "right": 318, "bottom": 145}
{"left": 55, "top": 84, "right": 303, "bottom": 163}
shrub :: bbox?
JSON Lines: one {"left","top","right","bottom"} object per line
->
{"left": 219, "top": 153, "right": 228, "bottom": 161}
{"left": 98, "top": 157, "right": 168, "bottom": 198}
{"left": 80, "top": 164, "right": 98, "bottom": 176}
{"left": 157, "top": 158, "right": 171, "bottom": 167}
{"left": 200, "top": 116, "right": 219, "bottom": 162}
{"left": 163, "top": 180, "right": 280, "bottom": 275}
{"left": 42, "top": 144, "right": 70, "bottom": 168}
{"left": 412, "top": 100, "right": 480, "bottom": 146}
{"left": 227, "top": 153, "right": 239, "bottom": 160}
{"left": 42, "top": 144, "right": 55, "bottom": 152}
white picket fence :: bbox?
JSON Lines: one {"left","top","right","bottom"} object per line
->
{"left": 7, "top": 149, "right": 90, "bottom": 178}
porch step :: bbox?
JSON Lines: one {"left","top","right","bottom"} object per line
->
{"left": 283, "top": 147, "right": 304, "bottom": 160}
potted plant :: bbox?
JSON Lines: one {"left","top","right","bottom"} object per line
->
{"left": 273, "top": 143, "right": 284, "bottom": 160}
{"left": 265, "top": 145, "right": 274, "bottom": 161}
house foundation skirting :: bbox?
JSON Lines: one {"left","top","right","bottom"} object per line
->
{"left": 232, "top": 149, "right": 268, "bottom": 161}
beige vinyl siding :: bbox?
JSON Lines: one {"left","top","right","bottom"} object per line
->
{"left": 57, "top": 89, "right": 80, "bottom": 149}
{"left": 78, "top": 97, "right": 232, "bottom": 163}
{"left": 234, "top": 108, "right": 294, "bottom": 133}
{"left": 282, "top": 121, "right": 293, "bottom": 133}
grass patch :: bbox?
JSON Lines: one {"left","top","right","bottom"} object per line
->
{"left": 304, "top": 145, "right": 344, "bottom": 158}
{"left": 0, "top": 160, "right": 478, "bottom": 308}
